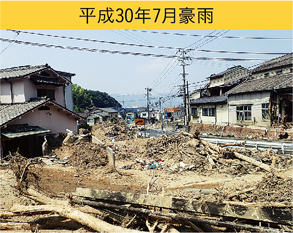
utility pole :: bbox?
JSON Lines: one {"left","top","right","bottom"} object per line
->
{"left": 178, "top": 49, "right": 190, "bottom": 127}
{"left": 159, "top": 97, "right": 163, "bottom": 130}
{"left": 146, "top": 87, "right": 152, "bottom": 122}
{"left": 186, "top": 81, "right": 191, "bottom": 132}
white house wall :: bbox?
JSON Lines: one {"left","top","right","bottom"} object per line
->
{"left": 198, "top": 104, "right": 216, "bottom": 124}
{"left": 228, "top": 92, "right": 271, "bottom": 127}
{"left": 216, "top": 104, "right": 228, "bottom": 125}
{"left": 252, "top": 67, "right": 292, "bottom": 79}
{"left": 11, "top": 106, "right": 77, "bottom": 132}
{"left": 24, "top": 79, "right": 37, "bottom": 102}
{"left": 0, "top": 80, "right": 12, "bottom": 103}
{"left": 65, "top": 83, "right": 74, "bottom": 111}
{"left": 0, "top": 79, "right": 26, "bottom": 104}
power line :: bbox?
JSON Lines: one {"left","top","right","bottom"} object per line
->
{"left": 0, "top": 37, "right": 177, "bottom": 58}
{"left": 10, "top": 29, "right": 181, "bottom": 50}
{"left": 0, "top": 38, "right": 269, "bottom": 62}
{"left": 0, "top": 31, "right": 19, "bottom": 55}
{"left": 8, "top": 30, "right": 289, "bottom": 56}
{"left": 197, "top": 49, "right": 289, "bottom": 55}
{"left": 130, "top": 30, "right": 293, "bottom": 40}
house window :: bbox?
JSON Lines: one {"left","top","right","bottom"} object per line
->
{"left": 209, "top": 108, "right": 216, "bottom": 116}
{"left": 262, "top": 103, "right": 270, "bottom": 121}
{"left": 37, "top": 89, "right": 55, "bottom": 100}
{"left": 202, "top": 108, "right": 216, "bottom": 116}
{"left": 236, "top": 105, "right": 252, "bottom": 121}
{"left": 276, "top": 70, "right": 283, "bottom": 75}
{"left": 191, "top": 108, "right": 198, "bottom": 116}
{"left": 202, "top": 108, "right": 209, "bottom": 116}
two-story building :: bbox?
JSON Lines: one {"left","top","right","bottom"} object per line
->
{"left": 189, "top": 65, "right": 249, "bottom": 125}
{"left": 226, "top": 53, "right": 293, "bottom": 127}
{"left": 0, "top": 64, "right": 84, "bottom": 158}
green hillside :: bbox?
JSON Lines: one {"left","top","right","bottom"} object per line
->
{"left": 72, "top": 84, "right": 121, "bottom": 112}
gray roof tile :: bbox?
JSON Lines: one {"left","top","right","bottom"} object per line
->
{"left": 226, "top": 73, "right": 293, "bottom": 95}
{"left": 0, "top": 64, "right": 74, "bottom": 81}
{"left": 0, "top": 99, "right": 84, "bottom": 127}
{"left": 0, "top": 99, "right": 48, "bottom": 126}
{"left": 0, "top": 65, "right": 48, "bottom": 79}
{"left": 252, "top": 53, "right": 293, "bottom": 73}
{"left": 190, "top": 95, "right": 227, "bottom": 104}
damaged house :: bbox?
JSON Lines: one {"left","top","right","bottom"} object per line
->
{"left": 226, "top": 53, "right": 293, "bottom": 127}
{"left": 189, "top": 65, "right": 249, "bottom": 125}
{"left": 0, "top": 64, "right": 84, "bottom": 158}
{"left": 87, "top": 107, "right": 119, "bottom": 126}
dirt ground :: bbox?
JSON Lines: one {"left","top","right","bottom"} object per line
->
{"left": 0, "top": 121, "right": 292, "bottom": 232}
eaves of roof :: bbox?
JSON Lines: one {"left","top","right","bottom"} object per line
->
{"left": 190, "top": 95, "right": 227, "bottom": 105}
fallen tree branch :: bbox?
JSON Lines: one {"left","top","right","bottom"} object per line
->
{"left": 233, "top": 152, "right": 286, "bottom": 179}
{"left": 0, "top": 222, "right": 33, "bottom": 230}
{"left": 20, "top": 188, "right": 142, "bottom": 233}
{"left": 10, "top": 204, "right": 141, "bottom": 233}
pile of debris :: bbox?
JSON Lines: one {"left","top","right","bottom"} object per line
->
{"left": 1, "top": 124, "right": 292, "bottom": 232}
{"left": 209, "top": 173, "right": 293, "bottom": 205}
{"left": 112, "top": 132, "right": 291, "bottom": 177}
{"left": 92, "top": 121, "right": 138, "bottom": 142}
{"left": 67, "top": 142, "right": 108, "bottom": 172}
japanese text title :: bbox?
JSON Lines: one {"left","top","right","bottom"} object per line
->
{"left": 80, "top": 7, "right": 213, "bottom": 24}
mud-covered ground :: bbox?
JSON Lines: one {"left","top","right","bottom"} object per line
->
{"left": 0, "top": 121, "right": 292, "bottom": 232}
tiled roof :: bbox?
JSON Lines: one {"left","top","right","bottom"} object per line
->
{"left": 190, "top": 95, "right": 227, "bottom": 105}
{"left": 209, "top": 65, "right": 245, "bottom": 79}
{"left": 252, "top": 53, "right": 293, "bottom": 73}
{"left": 0, "top": 64, "right": 74, "bottom": 81}
{"left": 98, "top": 108, "right": 118, "bottom": 113}
{"left": 226, "top": 73, "right": 293, "bottom": 95}
{"left": 0, "top": 99, "right": 48, "bottom": 126}
{"left": 0, "top": 65, "right": 49, "bottom": 79}
{"left": 0, "top": 99, "right": 84, "bottom": 127}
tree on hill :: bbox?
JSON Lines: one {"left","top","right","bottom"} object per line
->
{"left": 72, "top": 84, "right": 121, "bottom": 112}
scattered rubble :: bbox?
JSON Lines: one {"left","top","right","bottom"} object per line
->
{"left": 0, "top": 120, "right": 292, "bottom": 232}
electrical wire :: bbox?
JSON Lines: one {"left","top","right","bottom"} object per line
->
{"left": 0, "top": 31, "right": 19, "bottom": 55}
{"left": 0, "top": 37, "right": 268, "bottom": 61}
{"left": 130, "top": 30, "right": 293, "bottom": 40}
{"left": 7, "top": 30, "right": 288, "bottom": 56}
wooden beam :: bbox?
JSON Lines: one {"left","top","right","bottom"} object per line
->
{"left": 72, "top": 198, "right": 280, "bottom": 233}
{"left": 74, "top": 188, "right": 293, "bottom": 225}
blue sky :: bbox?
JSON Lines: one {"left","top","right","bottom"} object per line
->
{"left": 0, "top": 30, "right": 292, "bottom": 107}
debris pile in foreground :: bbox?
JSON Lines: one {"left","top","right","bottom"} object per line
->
{"left": 0, "top": 121, "right": 292, "bottom": 232}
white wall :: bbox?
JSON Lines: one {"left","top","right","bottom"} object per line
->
{"left": 11, "top": 106, "right": 77, "bottom": 132}
{"left": 0, "top": 80, "right": 12, "bottom": 103}
{"left": 228, "top": 92, "right": 271, "bottom": 127}
{"left": 65, "top": 83, "right": 74, "bottom": 111}
{"left": 24, "top": 78, "right": 37, "bottom": 102}
{"left": 0, "top": 79, "right": 26, "bottom": 103}
{"left": 216, "top": 104, "right": 228, "bottom": 125}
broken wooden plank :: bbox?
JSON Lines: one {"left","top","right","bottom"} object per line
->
{"left": 233, "top": 152, "right": 286, "bottom": 179}
{"left": 10, "top": 204, "right": 141, "bottom": 233}
{"left": 74, "top": 188, "right": 293, "bottom": 225}
{"left": 22, "top": 188, "right": 142, "bottom": 233}
{"left": 72, "top": 198, "right": 280, "bottom": 232}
